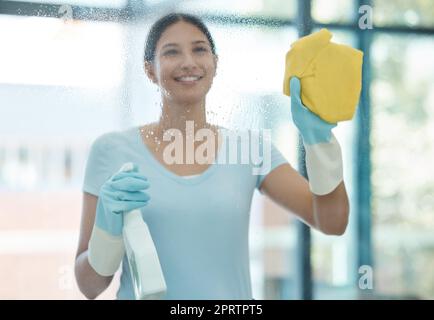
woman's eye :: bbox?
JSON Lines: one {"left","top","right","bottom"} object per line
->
{"left": 164, "top": 49, "right": 178, "bottom": 56}
{"left": 194, "top": 47, "right": 208, "bottom": 53}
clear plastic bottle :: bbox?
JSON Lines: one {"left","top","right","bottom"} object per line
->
{"left": 123, "top": 209, "right": 167, "bottom": 300}
{"left": 119, "top": 162, "right": 166, "bottom": 300}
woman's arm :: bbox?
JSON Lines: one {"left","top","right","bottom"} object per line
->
{"left": 74, "top": 192, "right": 114, "bottom": 299}
{"left": 259, "top": 163, "right": 349, "bottom": 235}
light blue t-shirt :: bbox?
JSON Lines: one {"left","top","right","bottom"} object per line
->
{"left": 82, "top": 126, "right": 288, "bottom": 300}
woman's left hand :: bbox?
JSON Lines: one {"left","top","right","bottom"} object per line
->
{"left": 289, "top": 77, "right": 337, "bottom": 146}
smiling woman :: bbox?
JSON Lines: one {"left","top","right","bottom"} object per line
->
{"left": 144, "top": 13, "right": 218, "bottom": 113}
{"left": 74, "top": 11, "right": 349, "bottom": 300}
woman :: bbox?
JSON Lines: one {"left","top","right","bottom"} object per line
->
{"left": 74, "top": 13, "right": 349, "bottom": 300}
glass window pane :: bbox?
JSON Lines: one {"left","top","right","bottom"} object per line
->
{"left": 133, "top": 20, "right": 300, "bottom": 299}
{"left": 0, "top": 15, "right": 127, "bottom": 299}
{"left": 373, "top": 0, "right": 434, "bottom": 28}
{"left": 0, "top": 15, "right": 124, "bottom": 87}
{"left": 312, "top": 0, "right": 356, "bottom": 24}
{"left": 177, "top": 0, "right": 296, "bottom": 19}
{"left": 5, "top": 0, "right": 128, "bottom": 8}
{"left": 308, "top": 29, "right": 360, "bottom": 299}
{"left": 161, "top": 3, "right": 299, "bottom": 298}
{"left": 371, "top": 34, "right": 434, "bottom": 298}
{"left": 1, "top": 7, "right": 302, "bottom": 299}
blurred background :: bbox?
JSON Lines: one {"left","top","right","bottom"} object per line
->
{"left": 0, "top": 0, "right": 433, "bottom": 299}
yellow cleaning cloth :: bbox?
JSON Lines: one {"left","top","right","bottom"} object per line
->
{"left": 283, "top": 29, "right": 363, "bottom": 123}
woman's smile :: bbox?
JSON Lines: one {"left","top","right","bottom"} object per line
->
{"left": 173, "top": 75, "right": 204, "bottom": 84}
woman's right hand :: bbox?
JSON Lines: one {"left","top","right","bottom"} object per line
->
{"left": 95, "top": 162, "right": 151, "bottom": 237}
{"left": 88, "top": 162, "right": 150, "bottom": 276}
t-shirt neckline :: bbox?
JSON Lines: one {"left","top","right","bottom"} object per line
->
{"left": 132, "top": 125, "right": 225, "bottom": 185}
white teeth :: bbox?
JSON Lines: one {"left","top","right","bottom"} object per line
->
{"left": 176, "top": 76, "right": 201, "bottom": 82}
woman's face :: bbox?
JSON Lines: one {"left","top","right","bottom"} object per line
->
{"left": 145, "top": 21, "right": 217, "bottom": 106}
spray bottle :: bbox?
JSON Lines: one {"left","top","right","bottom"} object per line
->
{"left": 120, "top": 162, "right": 167, "bottom": 300}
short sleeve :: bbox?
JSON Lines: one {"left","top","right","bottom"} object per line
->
{"left": 255, "top": 140, "right": 289, "bottom": 193}
{"left": 82, "top": 134, "right": 114, "bottom": 196}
